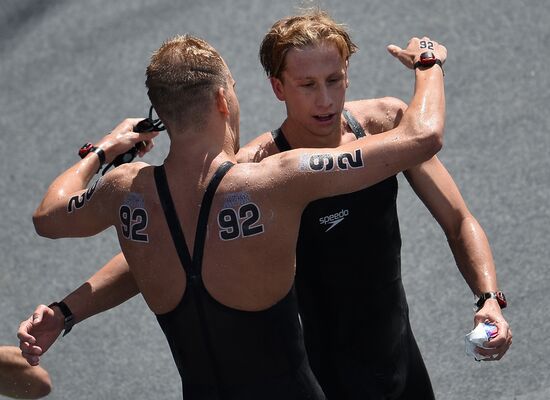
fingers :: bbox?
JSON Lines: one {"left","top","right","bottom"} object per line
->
{"left": 17, "top": 317, "right": 36, "bottom": 344}
{"left": 20, "top": 341, "right": 43, "bottom": 365}
{"left": 386, "top": 44, "right": 403, "bottom": 57}
{"left": 120, "top": 118, "right": 147, "bottom": 133}
{"left": 17, "top": 305, "right": 48, "bottom": 342}
{"left": 18, "top": 316, "right": 43, "bottom": 366}
{"left": 474, "top": 299, "right": 512, "bottom": 361}
{"left": 98, "top": 120, "right": 161, "bottom": 162}
{"left": 388, "top": 36, "right": 437, "bottom": 69}
{"left": 473, "top": 316, "right": 513, "bottom": 361}
{"left": 138, "top": 136, "right": 156, "bottom": 157}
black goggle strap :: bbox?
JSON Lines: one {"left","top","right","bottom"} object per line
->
{"left": 101, "top": 106, "right": 166, "bottom": 175}
{"left": 134, "top": 105, "right": 166, "bottom": 133}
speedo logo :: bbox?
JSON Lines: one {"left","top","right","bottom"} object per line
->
{"left": 319, "top": 209, "right": 349, "bottom": 232}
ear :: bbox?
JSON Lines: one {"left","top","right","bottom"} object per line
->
{"left": 270, "top": 77, "right": 286, "bottom": 101}
{"left": 215, "top": 87, "right": 230, "bottom": 116}
{"left": 344, "top": 59, "right": 350, "bottom": 88}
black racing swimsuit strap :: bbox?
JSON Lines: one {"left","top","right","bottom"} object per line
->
{"left": 154, "top": 165, "right": 194, "bottom": 276}
{"left": 343, "top": 109, "right": 366, "bottom": 138}
{"left": 271, "top": 127, "right": 292, "bottom": 152}
{"left": 154, "top": 162, "right": 234, "bottom": 397}
{"left": 154, "top": 162, "right": 234, "bottom": 276}
{"left": 189, "top": 160, "right": 234, "bottom": 397}
{"left": 191, "top": 161, "right": 234, "bottom": 272}
{"left": 272, "top": 111, "right": 364, "bottom": 154}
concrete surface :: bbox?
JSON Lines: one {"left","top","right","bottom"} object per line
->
{"left": 1, "top": 0, "right": 548, "bottom": 399}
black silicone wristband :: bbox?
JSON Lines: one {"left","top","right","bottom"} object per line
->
{"left": 91, "top": 147, "right": 106, "bottom": 166}
{"left": 48, "top": 301, "right": 75, "bottom": 336}
{"left": 414, "top": 59, "right": 444, "bottom": 75}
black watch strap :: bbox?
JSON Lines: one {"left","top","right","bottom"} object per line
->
{"left": 78, "top": 143, "right": 106, "bottom": 174}
{"left": 91, "top": 147, "right": 106, "bottom": 167}
{"left": 414, "top": 58, "right": 444, "bottom": 73}
{"left": 413, "top": 51, "right": 444, "bottom": 75}
{"left": 48, "top": 301, "right": 75, "bottom": 336}
{"left": 475, "top": 291, "right": 507, "bottom": 310}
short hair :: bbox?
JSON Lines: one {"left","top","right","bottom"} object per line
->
{"left": 145, "top": 34, "right": 228, "bottom": 131}
{"left": 259, "top": 9, "right": 358, "bottom": 80}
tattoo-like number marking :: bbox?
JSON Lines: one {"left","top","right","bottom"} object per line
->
{"left": 67, "top": 180, "right": 99, "bottom": 213}
{"left": 218, "top": 203, "right": 264, "bottom": 241}
{"left": 419, "top": 40, "right": 434, "bottom": 50}
{"left": 309, "top": 149, "right": 364, "bottom": 171}
{"left": 119, "top": 205, "right": 149, "bottom": 242}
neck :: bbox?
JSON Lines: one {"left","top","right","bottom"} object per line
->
{"left": 163, "top": 121, "right": 237, "bottom": 179}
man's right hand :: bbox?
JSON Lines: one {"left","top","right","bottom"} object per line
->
{"left": 17, "top": 304, "right": 64, "bottom": 366}
{"left": 387, "top": 36, "right": 447, "bottom": 70}
{"left": 95, "top": 118, "right": 160, "bottom": 164}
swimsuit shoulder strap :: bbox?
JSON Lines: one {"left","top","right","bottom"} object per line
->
{"left": 153, "top": 161, "right": 234, "bottom": 278}
{"left": 343, "top": 109, "right": 366, "bottom": 138}
{"left": 271, "top": 127, "right": 292, "bottom": 152}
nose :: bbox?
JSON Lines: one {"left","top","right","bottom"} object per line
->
{"left": 315, "top": 84, "right": 333, "bottom": 109}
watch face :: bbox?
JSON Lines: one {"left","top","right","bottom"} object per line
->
{"left": 79, "top": 143, "right": 94, "bottom": 159}
{"left": 419, "top": 51, "right": 436, "bottom": 66}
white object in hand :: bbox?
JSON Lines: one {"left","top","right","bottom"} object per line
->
{"left": 465, "top": 322, "right": 498, "bottom": 361}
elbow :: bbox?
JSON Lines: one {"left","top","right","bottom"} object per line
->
{"left": 418, "top": 121, "right": 444, "bottom": 161}
{"left": 29, "top": 375, "right": 53, "bottom": 399}
{"left": 32, "top": 211, "right": 59, "bottom": 239}
{"left": 426, "top": 126, "right": 444, "bottom": 156}
{"left": 26, "top": 372, "right": 53, "bottom": 399}
{"left": 32, "top": 210, "right": 48, "bottom": 238}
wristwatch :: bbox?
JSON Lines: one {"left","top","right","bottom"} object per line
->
{"left": 78, "top": 142, "right": 95, "bottom": 159}
{"left": 48, "top": 301, "right": 75, "bottom": 337}
{"left": 414, "top": 51, "right": 444, "bottom": 73}
{"left": 78, "top": 142, "right": 106, "bottom": 173}
{"left": 475, "top": 291, "right": 507, "bottom": 310}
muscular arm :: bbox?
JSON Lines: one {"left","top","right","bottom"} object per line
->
{"left": 0, "top": 346, "right": 52, "bottom": 399}
{"left": 404, "top": 157, "right": 512, "bottom": 359}
{"left": 32, "top": 119, "right": 158, "bottom": 238}
{"left": 273, "top": 38, "right": 446, "bottom": 205}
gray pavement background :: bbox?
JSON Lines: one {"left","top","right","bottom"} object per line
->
{"left": 1, "top": 0, "right": 548, "bottom": 399}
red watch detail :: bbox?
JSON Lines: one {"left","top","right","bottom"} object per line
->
{"left": 418, "top": 51, "right": 436, "bottom": 67}
{"left": 79, "top": 142, "right": 95, "bottom": 159}
{"left": 495, "top": 291, "right": 507, "bottom": 309}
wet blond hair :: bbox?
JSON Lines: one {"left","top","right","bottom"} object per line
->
{"left": 146, "top": 34, "right": 228, "bottom": 131}
{"left": 259, "top": 9, "right": 358, "bottom": 80}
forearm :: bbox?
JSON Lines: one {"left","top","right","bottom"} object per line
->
{"left": 447, "top": 215, "right": 499, "bottom": 295}
{"left": 61, "top": 253, "right": 139, "bottom": 324}
{"left": 400, "top": 66, "right": 445, "bottom": 156}
{"left": 33, "top": 120, "right": 157, "bottom": 236}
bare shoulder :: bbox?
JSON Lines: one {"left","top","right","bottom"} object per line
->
{"left": 345, "top": 97, "right": 407, "bottom": 134}
{"left": 103, "top": 161, "right": 151, "bottom": 180}
{"left": 237, "top": 131, "right": 280, "bottom": 163}
{"left": 99, "top": 161, "right": 153, "bottom": 194}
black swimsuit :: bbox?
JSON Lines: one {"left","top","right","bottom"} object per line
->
{"left": 153, "top": 162, "right": 325, "bottom": 400}
{"left": 271, "top": 111, "right": 435, "bottom": 400}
